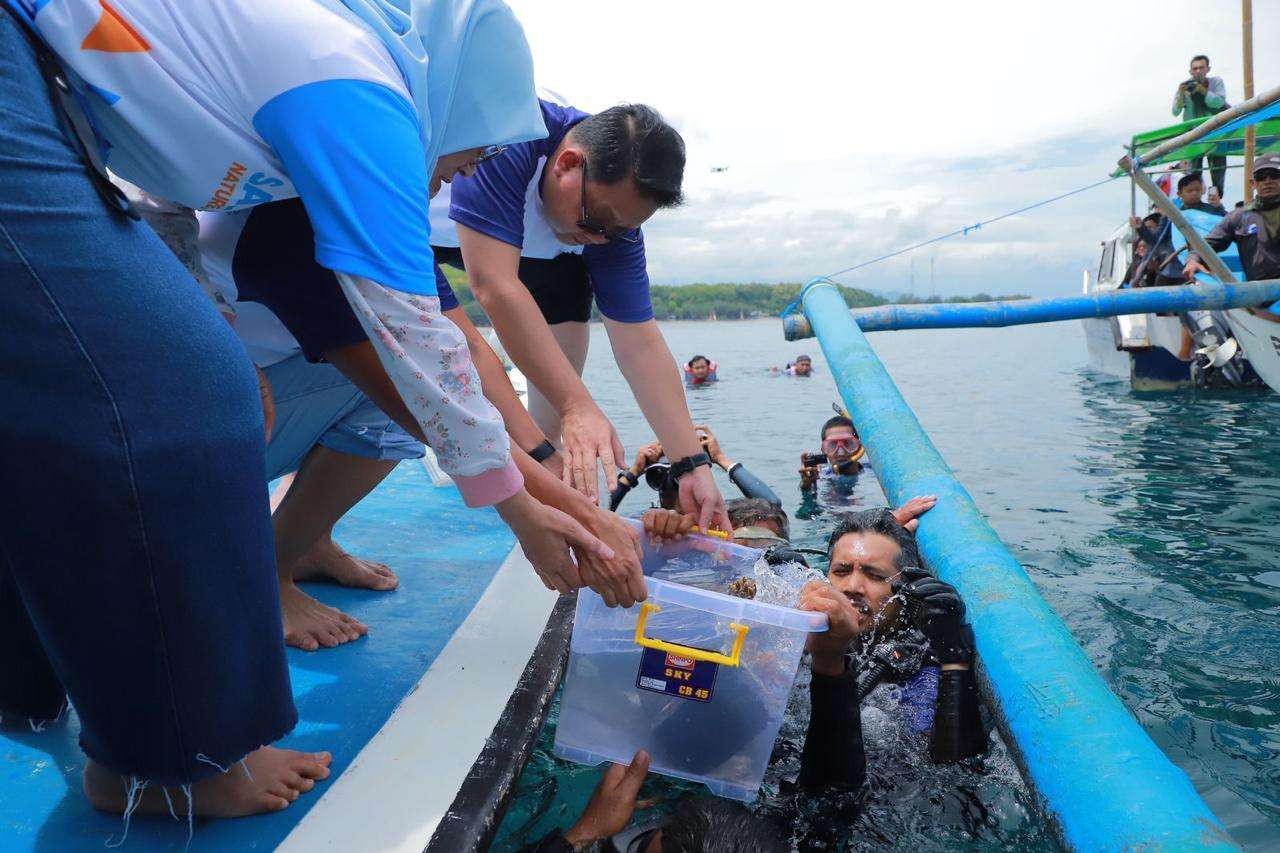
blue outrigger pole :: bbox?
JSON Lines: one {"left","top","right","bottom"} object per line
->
{"left": 783, "top": 278, "right": 1280, "bottom": 339}
{"left": 796, "top": 278, "right": 1238, "bottom": 851}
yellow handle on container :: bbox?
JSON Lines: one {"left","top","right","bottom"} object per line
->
{"left": 691, "top": 526, "right": 730, "bottom": 540}
{"left": 634, "top": 602, "right": 749, "bottom": 667}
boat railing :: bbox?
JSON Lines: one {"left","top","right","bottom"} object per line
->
{"left": 792, "top": 277, "right": 1239, "bottom": 851}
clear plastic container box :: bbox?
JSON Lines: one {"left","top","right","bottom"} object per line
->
{"left": 553, "top": 527, "right": 828, "bottom": 802}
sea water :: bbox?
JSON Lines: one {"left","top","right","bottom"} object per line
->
{"left": 492, "top": 319, "right": 1280, "bottom": 851}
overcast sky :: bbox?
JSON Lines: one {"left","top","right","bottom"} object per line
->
{"left": 508, "top": 0, "right": 1279, "bottom": 297}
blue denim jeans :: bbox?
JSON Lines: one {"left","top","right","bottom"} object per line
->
{"left": 0, "top": 13, "right": 296, "bottom": 785}
{"left": 265, "top": 354, "right": 424, "bottom": 481}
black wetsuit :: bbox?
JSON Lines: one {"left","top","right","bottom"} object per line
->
{"left": 855, "top": 626, "right": 987, "bottom": 764}
{"left": 608, "top": 461, "right": 781, "bottom": 512}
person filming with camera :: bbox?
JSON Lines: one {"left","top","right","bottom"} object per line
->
{"left": 1172, "top": 55, "right": 1229, "bottom": 195}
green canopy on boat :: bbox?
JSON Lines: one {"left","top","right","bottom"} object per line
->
{"left": 1110, "top": 114, "right": 1280, "bottom": 176}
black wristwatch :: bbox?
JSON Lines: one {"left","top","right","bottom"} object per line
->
{"left": 617, "top": 470, "right": 639, "bottom": 488}
{"left": 668, "top": 452, "right": 712, "bottom": 480}
{"left": 528, "top": 439, "right": 557, "bottom": 463}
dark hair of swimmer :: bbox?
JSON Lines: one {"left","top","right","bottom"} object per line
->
{"left": 660, "top": 796, "right": 788, "bottom": 852}
{"left": 726, "top": 497, "right": 789, "bottom": 540}
{"left": 826, "top": 507, "right": 922, "bottom": 571}
{"left": 687, "top": 354, "right": 710, "bottom": 368}
{"left": 819, "top": 415, "right": 855, "bottom": 443}
{"left": 570, "top": 104, "right": 686, "bottom": 208}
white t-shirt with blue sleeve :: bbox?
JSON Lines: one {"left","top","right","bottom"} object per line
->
{"left": 12, "top": 0, "right": 438, "bottom": 296}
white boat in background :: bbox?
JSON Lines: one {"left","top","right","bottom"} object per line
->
{"left": 1082, "top": 223, "right": 1202, "bottom": 389}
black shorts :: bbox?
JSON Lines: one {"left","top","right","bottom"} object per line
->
{"left": 434, "top": 245, "right": 594, "bottom": 325}
{"left": 233, "top": 199, "right": 367, "bottom": 362}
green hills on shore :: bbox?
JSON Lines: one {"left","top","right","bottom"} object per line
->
{"left": 439, "top": 266, "right": 1026, "bottom": 325}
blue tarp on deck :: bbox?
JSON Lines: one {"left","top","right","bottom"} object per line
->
{"left": 0, "top": 463, "right": 514, "bottom": 851}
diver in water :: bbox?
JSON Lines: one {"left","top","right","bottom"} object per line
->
{"left": 527, "top": 500, "right": 951, "bottom": 852}
{"left": 769, "top": 353, "right": 814, "bottom": 377}
{"left": 610, "top": 424, "right": 780, "bottom": 512}
{"left": 823, "top": 508, "right": 987, "bottom": 763}
{"left": 800, "top": 415, "right": 865, "bottom": 491}
{"left": 521, "top": 536, "right": 872, "bottom": 853}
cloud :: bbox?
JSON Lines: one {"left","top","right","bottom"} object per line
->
{"left": 509, "top": 0, "right": 1276, "bottom": 295}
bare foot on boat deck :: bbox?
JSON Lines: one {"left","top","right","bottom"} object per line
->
{"left": 279, "top": 580, "right": 368, "bottom": 651}
{"left": 292, "top": 537, "right": 399, "bottom": 592}
{"left": 84, "top": 747, "right": 332, "bottom": 818}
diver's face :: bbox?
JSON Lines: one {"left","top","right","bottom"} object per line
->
{"left": 690, "top": 358, "right": 710, "bottom": 378}
{"left": 827, "top": 532, "right": 904, "bottom": 635}
{"left": 430, "top": 148, "right": 486, "bottom": 197}
{"left": 730, "top": 518, "right": 786, "bottom": 548}
{"left": 794, "top": 358, "right": 812, "bottom": 376}
{"left": 821, "top": 427, "right": 860, "bottom": 466}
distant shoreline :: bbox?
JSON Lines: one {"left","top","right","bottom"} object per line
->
{"left": 438, "top": 267, "right": 1028, "bottom": 326}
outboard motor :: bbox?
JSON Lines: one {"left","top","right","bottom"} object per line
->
{"left": 1182, "top": 310, "right": 1249, "bottom": 387}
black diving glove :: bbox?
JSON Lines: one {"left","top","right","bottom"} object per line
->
{"left": 897, "top": 568, "right": 974, "bottom": 665}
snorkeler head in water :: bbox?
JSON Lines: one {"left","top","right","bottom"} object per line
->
{"left": 800, "top": 416, "right": 865, "bottom": 491}
{"left": 685, "top": 354, "right": 717, "bottom": 385}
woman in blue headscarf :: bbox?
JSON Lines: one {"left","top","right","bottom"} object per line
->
{"left": 0, "top": 0, "right": 626, "bottom": 823}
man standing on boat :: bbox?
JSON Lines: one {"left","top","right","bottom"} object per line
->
{"left": 1172, "top": 55, "right": 1229, "bottom": 195}
{"left": 429, "top": 94, "right": 731, "bottom": 533}
{"left": 1184, "top": 153, "right": 1280, "bottom": 287}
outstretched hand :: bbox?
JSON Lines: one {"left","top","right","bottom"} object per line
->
{"left": 892, "top": 495, "right": 937, "bottom": 533}
{"left": 799, "top": 580, "right": 856, "bottom": 675}
{"left": 564, "top": 750, "right": 653, "bottom": 847}
{"left": 560, "top": 400, "right": 625, "bottom": 504}
{"left": 496, "top": 491, "right": 612, "bottom": 594}
{"left": 678, "top": 466, "right": 731, "bottom": 533}
{"left": 694, "top": 423, "right": 729, "bottom": 469}
{"left": 896, "top": 568, "right": 972, "bottom": 666}
{"left": 578, "top": 508, "right": 647, "bottom": 608}
{"left": 642, "top": 508, "right": 696, "bottom": 545}
{"left": 632, "top": 441, "right": 664, "bottom": 474}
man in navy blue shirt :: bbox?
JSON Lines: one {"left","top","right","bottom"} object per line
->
{"left": 431, "top": 98, "right": 729, "bottom": 531}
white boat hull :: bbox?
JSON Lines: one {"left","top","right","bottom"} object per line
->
{"left": 1224, "top": 308, "right": 1280, "bottom": 394}
{"left": 1082, "top": 316, "right": 1131, "bottom": 378}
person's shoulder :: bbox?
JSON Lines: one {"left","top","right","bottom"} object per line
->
{"left": 538, "top": 94, "right": 592, "bottom": 136}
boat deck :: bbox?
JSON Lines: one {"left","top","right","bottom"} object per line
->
{"left": 1, "top": 462, "right": 552, "bottom": 851}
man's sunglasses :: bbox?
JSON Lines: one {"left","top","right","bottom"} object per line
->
{"left": 577, "top": 161, "right": 640, "bottom": 244}
{"left": 1256, "top": 169, "right": 1280, "bottom": 182}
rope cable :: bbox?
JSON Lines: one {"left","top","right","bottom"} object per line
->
{"left": 823, "top": 175, "right": 1120, "bottom": 281}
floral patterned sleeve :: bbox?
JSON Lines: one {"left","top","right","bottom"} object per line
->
{"left": 337, "top": 273, "right": 523, "bottom": 507}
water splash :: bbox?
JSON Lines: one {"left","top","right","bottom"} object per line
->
{"left": 750, "top": 557, "right": 824, "bottom": 607}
